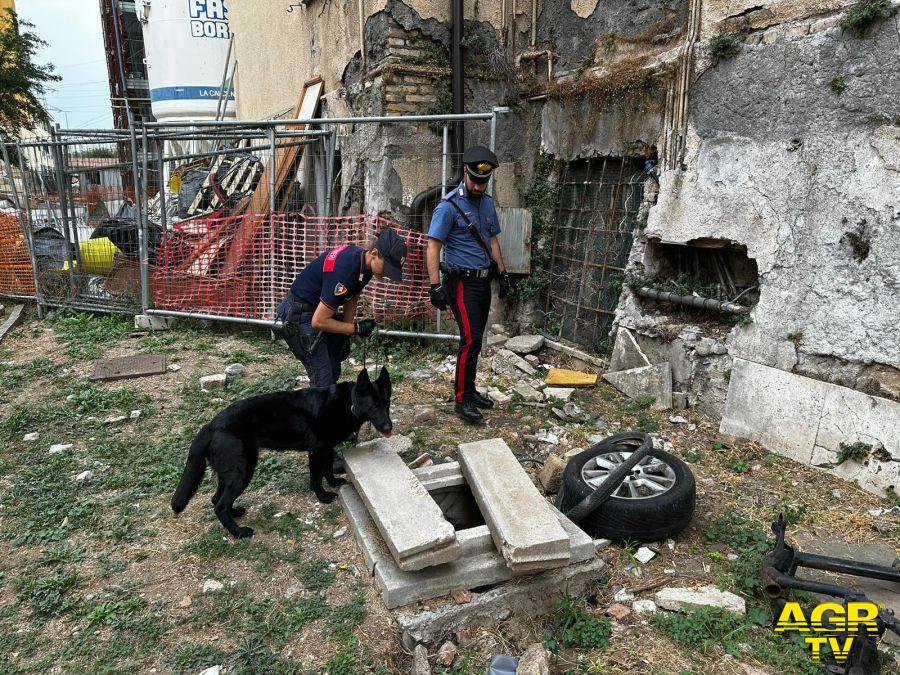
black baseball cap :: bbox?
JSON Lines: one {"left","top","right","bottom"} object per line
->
{"left": 375, "top": 227, "right": 407, "bottom": 282}
{"left": 462, "top": 145, "right": 499, "bottom": 184}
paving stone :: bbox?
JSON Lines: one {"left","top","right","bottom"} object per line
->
{"left": 543, "top": 387, "right": 574, "bottom": 402}
{"left": 505, "top": 334, "right": 545, "bottom": 354}
{"left": 199, "top": 374, "right": 227, "bottom": 392}
{"left": 609, "top": 327, "right": 651, "bottom": 372}
{"left": 458, "top": 438, "right": 569, "bottom": 572}
{"left": 603, "top": 363, "right": 673, "bottom": 409}
{"left": 655, "top": 585, "right": 746, "bottom": 614}
{"left": 345, "top": 438, "right": 458, "bottom": 571}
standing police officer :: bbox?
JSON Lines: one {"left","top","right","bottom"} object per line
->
{"left": 427, "top": 146, "right": 510, "bottom": 424}
{"left": 277, "top": 228, "right": 407, "bottom": 387}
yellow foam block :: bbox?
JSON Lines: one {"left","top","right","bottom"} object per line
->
{"left": 544, "top": 368, "right": 598, "bottom": 387}
{"left": 61, "top": 237, "right": 121, "bottom": 276}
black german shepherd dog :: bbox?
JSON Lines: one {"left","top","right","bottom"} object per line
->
{"left": 171, "top": 367, "right": 393, "bottom": 538}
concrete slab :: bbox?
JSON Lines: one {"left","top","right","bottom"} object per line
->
{"left": 412, "top": 461, "right": 467, "bottom": 490}
{"left": 345, "top": 438, "right": 459, "bottom": 570}
{"left": 458, "top": 438, "right": 570, "bottom": 572}
{"left": 721, "top": 358, "right": 900, "bottom": 496}
{"left": 603, "top": 363, "right": 673, "bottom": 409}
{"left": 545, "top": 369, "right": 598, "bottom": 387}
{"left": 505, "top": 335, "right": 545, "bottom": 354}
{"left": 340, "top": 477, "right": 595, "bottom": 609}
{"left": 609, "top": 327, "right": 651, "bottom": 372}
{"left": 396, "top": 556, "right": 607, "bottom": 647}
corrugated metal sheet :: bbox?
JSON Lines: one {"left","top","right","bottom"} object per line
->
{"left": 496, "top": 207, "right": 532, "bottom": 274}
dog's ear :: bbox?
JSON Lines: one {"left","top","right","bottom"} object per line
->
{"left": 377, "top": 365, "right": 392, "bottom": 397}
{"left": 356, "top": 367, "right": 372, "bottom": 388}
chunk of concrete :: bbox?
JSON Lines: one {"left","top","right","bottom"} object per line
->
{"left": 545, "top": 369, "right": 598, "bottom": 387}
{"left": 134, "top": 314, "right": 173, "bottom": 331}
{"left": 516, "top": 644, "right": 550, "bottom": 675}
{"left": 486, "top": 333, "right": 509, "bottom": 348}
{"left": 505, "top": 335, "right": 545, "bottom": 354}
{"left": 345, "top": 438, "right": 459, "bottom": 571}
{"left": 411, "top": 644, "right": 431, "bottom": 675}
{"left": 603, "top": 363, "right": 672, "bottom": 409}
{"left": 356, "top": 433, "right": 413, "bottom": 455}
{"left": 655, "top": 585, "right": 746, "bottom": 615}
{"left": 199, "top": 374, "right": 227, "bottom": 392}
{"left": 538, "top": 455, "right": 566, "bottom": 493}
{"left": 492, "top": 349, "right": 537, "bottom": 377}
{"left": 488, "top": 390, "right": 512, "bottom": 405}
{"left": 458, "top": 438, "right": 570, "bottom": 572}
{"left": 609, "top": 327, "right": 652, "bottom": 372}
{"left": 543, "top": 387, "right": 574, "bottom": 402}
{"left": 514, "top": 383, "right": 543, "bottom": 402}
{"left": 632, "top": 599, "right": 657, "bottom": 614}
{"left": 224, "top": 363, "right": 246, "bottom": 377}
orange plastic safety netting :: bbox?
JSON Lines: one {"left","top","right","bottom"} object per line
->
{"left": 0, "top": 213, "right": 36, "bottom": 295}
{"left": 152, "top": 212, "right": 432, "bottom": 323}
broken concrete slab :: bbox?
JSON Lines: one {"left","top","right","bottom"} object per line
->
{"left": 0, "top": 304, "right": 24, "bottom": 343}
{"left": 356, "top": 433, "right": 413, "bottom": 455}
{"left": 514, "top": 383, "right": 543, "bottom": 402}
{"left": 543, "top": 387, "right": 574, "bottom": 402}
{"left": 543, "top": 339, "right": 606, "bottom": 368}
{"left": 412, "top": 461, "right": 467, "bottom": 490}
{"left": 345, "top": 438, "right": 459, "bottom": 571}
{"left": 545, "top": 368, "right": 598, "bottom": 387}
{"left": 603, "top": 363, "right": 673, "bottom": 410}
{"left": 486, "top": 333, "right": 509, "bottom": 348}
{"left": 720, "top": 358, "right": 900, "bottom": 497}
{"left": 458, "top": 438, "right": 570, "bottom": 572}
{"left": 655, "top": 585, "right": 746, "bottom": 615}
{"left": 134, "top": 314, "right": 174, "bottom": 331}
{"left": 492, "top": 349, "right": 537, "bottom": 377}
{"left": 488, "top": 390, "right": 512, "bottom": 405}
{"left": 396, "top": 556, "right": 607, "bottom": 647}
{"left": 609, "top": 327, "right": 652, "bottom": 372}
{"left": 505, "top": 335, "right": 545, "bottom": 354}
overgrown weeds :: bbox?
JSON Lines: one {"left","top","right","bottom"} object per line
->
{"left": 841, "top": 0, "right": 895, "bottom": 33}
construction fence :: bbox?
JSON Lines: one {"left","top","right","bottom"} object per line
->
{"left": 0, "top": 112, "right": 501, "bottom": 336}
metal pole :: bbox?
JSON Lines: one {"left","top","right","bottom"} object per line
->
{"left": 268, "top": 127, "right": 277, "bottom": 214}
{"left": 130, "top": 124, "right": 148, "bottom": 312}
{"left": 378, "top": 329, "right": 458, "bottom": 341}
{"left": 215, "top": 35, "right": 234, "bottom": 122}
{"left": 157, "top": 135, "right": 167, "bottom": 244}
{"left": 143, "top": 112, "right": 496, "bottom": 128}
{"left": 2, "top": 139, "right": 44, "bottom": 317}
{"left": 49, "top": 128, "right": 77, "bottom": 298}
{"left": 437, "top": 123, "right": 450, "bottom": 333}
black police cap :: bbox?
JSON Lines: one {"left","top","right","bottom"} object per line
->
{"left": 462, "top": 146, "right": 499, "bottom": 180}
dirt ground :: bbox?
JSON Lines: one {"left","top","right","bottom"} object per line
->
{"left": 0, "top": 307, "right": 897, "bottom": 674}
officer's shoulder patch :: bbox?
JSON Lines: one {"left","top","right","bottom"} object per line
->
{"left": 334, "top": 282, "right": 348, "bottom": 296}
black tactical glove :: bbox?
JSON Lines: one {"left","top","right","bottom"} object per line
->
{"left": 498, "top": 271, "right": 511, "bottom": 299}
{"left": 354, "top": 318, "right": 376, "bottom": 337}
{"left": 429, "top": 283, "right": 449, "bottom": 311}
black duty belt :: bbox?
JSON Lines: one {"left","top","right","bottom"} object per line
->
{"left": 291, "top": 295, "right": 318, "bottom": 313}
{"left": 440, "top": 263, "right": 492, "bottom": 279}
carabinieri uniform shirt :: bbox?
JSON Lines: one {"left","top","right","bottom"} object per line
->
{"left": 427, "top": 182, "right": 502, "bottom": 269}
{"left": 291, "top": 245, "right": 373, "bottom": 310}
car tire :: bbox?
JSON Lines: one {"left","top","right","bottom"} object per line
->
{"left": 556, "top": 436, "right": 696, "bottom": 543}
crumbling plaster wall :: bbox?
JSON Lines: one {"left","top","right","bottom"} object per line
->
{"left": 614, "top": 8, "right": 900, "bottom": 492}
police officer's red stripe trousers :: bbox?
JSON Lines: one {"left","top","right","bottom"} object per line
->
{"left": 447, "top": 275, "right": 491, "bottom": 404}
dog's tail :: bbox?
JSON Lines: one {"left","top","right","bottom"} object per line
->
{"left": 171, "top": 427, "right": 210, "bottom": 514}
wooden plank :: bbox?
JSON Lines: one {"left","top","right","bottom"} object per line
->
{"left": 544, "top": 368, "right": 599, "bottom": 387}
{"left": 90, "top": 354, "right": 168, "bottom": 382}
{"left": 223, "top": 77, "right": 324, "bottom": 276}
{"left": 0, "top": 304, "right": 24, "bottom": 344}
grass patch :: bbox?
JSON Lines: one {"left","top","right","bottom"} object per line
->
{"left": 0, "top": 357, "right": 58, "bottom": 392}
{"left": 64, "top": 380, "right": 152, "bottom": 416}
{"left": 167, "top": 644, "right": 227, "bottom": 675}
{"left": 829, "top": 76, "right": 846, "bottom": 94}
{"left": 47, "top": 311, "right": 134, "bottom": 359}
{"left": 297, "top": 558, "right": 335, "bottom": 592}
{"left": 704, "top": 514, "right": 771, "bottom": 597}
{"left": 653, "top": 607, "right": 821, "bottom": 674}
{"left": 16, "top": 571, "right": 81, "bottom": 619}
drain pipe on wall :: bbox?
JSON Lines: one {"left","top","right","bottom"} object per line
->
{"left": 409, "top": 0, "right": 465, "bottom": 230}
{"left": 636, "top": 287, "right": 751, "bottom": 314}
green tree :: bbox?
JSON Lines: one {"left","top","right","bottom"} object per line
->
{"left": 0, "top": 9, "right": 60, "bottom": 139}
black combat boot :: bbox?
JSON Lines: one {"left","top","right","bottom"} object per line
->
{"left": 471, "top": 390, "right": 495, "bottom": 409}
{"left": 454, "top": 401, "right": 484, "bottom": 424}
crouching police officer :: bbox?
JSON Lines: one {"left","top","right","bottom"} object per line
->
{"left": 426, "top": 146, "right": 510, "bottom": 424}
{"left": 276, "top": 228, "right": 407, "bottom": 387}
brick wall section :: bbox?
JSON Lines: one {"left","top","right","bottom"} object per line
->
{"left": 380, "top": 16, "right": 448, "bottom": 130}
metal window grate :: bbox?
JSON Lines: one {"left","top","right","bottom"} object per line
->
{"left": 544, "top": 156, "right": 645, "bottom": 351}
